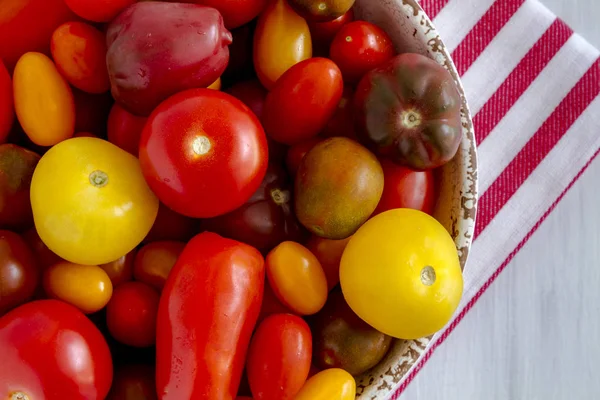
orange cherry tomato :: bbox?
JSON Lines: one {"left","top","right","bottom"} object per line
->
{"left": 43, "top": 261, "right": 113, "bottom": 314}
{"left": 13, "top": 52, "right": 75, "bottom": 146}
{"left": 99, "top": 249, "right": 136, "bottom": 287}
{"left": 51, "top": 21, "right": 110, "bottom": 94}
{"left": 133, "top": 240, "right": 185, "bottom": 291}
{"left": 0, "top": 60, "right": 13, "bottom": 143}
{"left": 107, "top": 103, "right": 147, "bottom": 156}
{"left": 305, "top": 235, "right": 351, "bottom": 291}
{"left": 266, "top": 241, "right": 328, "bottom": 315}
{"left": 253, "top": 0, "right": 312, "bottom": 90}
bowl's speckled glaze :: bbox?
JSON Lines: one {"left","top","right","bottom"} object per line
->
{"left": 351, "top": 1, "right": 478, "bottom": 398}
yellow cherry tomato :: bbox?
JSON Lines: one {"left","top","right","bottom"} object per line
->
{"left": 31, "top": 137, "right": 159, "bottom": 265}
{"left": 340, "top": 208, "right": 464, "bottom": 339}
{"left": 253, "top": 0, "right": 312, "bottom": 90}
{"left": 13, "top": 52, "right": 75, "bottom": 146}
{"left": 294, "top": 368, "right": 355, "bottom": 400}
{"left": 266, "top": 241, "right": 328, "bottom": 315}
{"left": 44, "top": 261, "right": 113, "bottom": 314}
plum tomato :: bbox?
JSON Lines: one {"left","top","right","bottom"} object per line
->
{"left": 374, "top": 159, "right": 436, "bottom": 215}
{"left": 106, "top": 2, "right": 233, "bottom": 116}
{"left": 310, "top": 289, "right": 392, "bottom": 376}
{"left": 201, "top": 163, "right": 306, "bottom": 253}
{"left": 139, "top": 88, "right": 268, "bottom": 218}
{"left": 294, "top": 137, "right": 384, "bottom": 240}
{"left": 50, "top": 21, "right": 110, "bottom": 94}
{"left": 99, "top": 249, "right": 136, "bottom": 287}
{"left": 0, "top": 144, "right": 40, "bottom": 231}
{"left": 177, "top": 0, "right": 269, "bottom": 29}
{"left": 253, "top": 0, "right": 312, "bottom": 90}
{"left": 106, "top": 281, "right": 159, "bottom": 347}
{"left": 143, "top": 202, "right": 200, "bottom": 244}
{"left": 107, "top": 364, "right": 158, "bottom": 400}
{"left": 330, "top": 21, "right": 395, "bottom": 84}
{"left": 262, "top": 58, "right": 343, "bottom": 145}
{"left": 30, "top": 137, "right": 159, "bottom": 265}
{"left": 225, "top": 79, "right": 268, "bottom": 120}
{"left": 22, "top": 227, "right": 65, "bottom": 269}
{"left": 286, "top": 137, "right": 324, "bottom": 177}
{"left": 13, "top": 52, "right": 75, "bottom": 146}
{"left": 305, "top": 235, "right": 352, "bottom": 291}
{"left": 246, "top": 313, "right": 312, "bottom": 400}
{"left": 340, "top": 209, "right": 464, "bottom": 339}
{"left": 266, "top": 241, "right": 328, "bottom": 316}
{"left": 107, "top": 103, "right": 148, "bottom": 156}
{"left": 133, "top": 240, "right": 185, "bottom": 291}
{"left": 354, "top": 53, "right": 463, "bottom": 170}
{"left": 288, "top": 0, "right": 355, "bottom": 22}
{"left": 65, "top": 0, "right": 137, "bottom": 22}
{"left": 293, "top": 368, "right": 356, "bottom": 400}
{"left": 0, "top": 299, "right": 113, "bottom": 400}
{"left": 320, "top": 86, "right": 358, "bottom": 140}
{"left": 0, "top": 230, "right": 39, "bottom": 315}
{"left": 308, "top": 9, "right": 354, "bottom": 56}
{"left": 0, "top": 60, "right": 13, "bottom": 143}
{"left": 43, "top": 261, "right": 113, "bottom": 314}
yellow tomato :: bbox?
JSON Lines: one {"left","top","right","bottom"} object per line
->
{"left": 31, "top": 137, "right": 159, "bottom": 265}
{"left": 44, "top": 261, "right": 113, "bottom": 314}
{"left": 13, "top": 52, "right": 75, "bottom": 146}
{"left": 294, "top": 368, "right": 355, "bottom": 400}
{"left": 340, "top": 208, "right": 464, "bottom": 339}
{"left": 253, "top": 0, "right": 312, "bottom": 90}
{"left": 266, "top": 241, "right": 328, "bottom": 315}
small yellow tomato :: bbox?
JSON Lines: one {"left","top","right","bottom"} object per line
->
{"left": 44, "top": 261, "right": 113, "bottom": 314}
{"left": 31, "top": 137, "right": 159, "bottom": 265}
{"left": 340, "top": 208, "right": 464, "bottom": 339}
{"left": 13, "top": 52, "right": 75, "bottom": 146}
{"left": 266, "top": 241, "right": 328, "bottom": 315}
{"left": 253, "top": 0, "right": 312, "bottom": 90}
{"left": 294, "top": 368, "right": 355, "bottom": 400}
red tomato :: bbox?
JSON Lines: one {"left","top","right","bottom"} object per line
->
{"left": 73, "top": 89, "right": 113, "bottom": 137}
{"left": 139, "top": 88, "right": 268, "bottom": 218}
{"left": 65, "top": 0, "right": 137, "bottom": 22}
{"left": 0, "top": 60, "right": 13, "bottom": 143}
{"left": 373, "top": 159, "right": 436, "bottom": 215}
{"left": 0, "top": 230, "right": 39, "bottom": 314}
{"left": 22, "top": 227, "right": 65, "bottom": 269}
{"left": 178, "top": 0, "right": 269, "bottom": 29}
{"left": 107, "top": 364, "right": 157, "bottom": 400}
{"left": 107, "top": 103, "right": 147, "bottom": 156}
{"left": 225, "top": 80, "right": 268, "bottom": 120}
{"left": 156, "top": 232, "right": 265, "bottom": 400}
{"left": 106, "top": 281, "right": 160, "bottom": 347}
{"left": 246, "top": 314, "right": 312, "bottom": 400}
{"left": 143, "top": 202, "right": 200, "bottom": 243}
{"left": 0, "top": 299, "right": 113, "bottom": 400}
{"left": 51, "top": 21, "right": 110, "bottom": 94}
{"left": 320, "top": 86, "right": 358, "bottom": 140}
{"left": 305, "top": 235, "right": 352, "bottom": 291}
{"left": 330, "top": 21, "right": 395, "bottom": 84}
{"left": 309, "top": 9, "right": 354, "bottom": 56}
{"left": 262, "top": 58, "right": 343, "bottom": 145}
{"left": 99, "top": 249, "right": 136, "bottom": 287}
{"left": 133, "top": 240, "right": 185, "bottom": 291}
{"left": 286, "top": 137, "right": 323, "bottom": 176}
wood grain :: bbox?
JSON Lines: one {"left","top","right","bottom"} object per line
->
{"left": 400, "top": 1, "right": 600, "bottom": 399}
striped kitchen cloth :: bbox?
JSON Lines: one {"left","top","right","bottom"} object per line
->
{"left": 392, "top": 0, "right": 600, "bottom": 398}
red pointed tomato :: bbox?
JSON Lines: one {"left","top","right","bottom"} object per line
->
{"left": 139, "top": 88, "right": 268, "bottom": 218}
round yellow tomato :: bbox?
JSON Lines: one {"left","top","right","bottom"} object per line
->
{"left": 339, "top": 208, "right": 463, "bottom": 339}
{"left": 31, "top": 137, "right": 159, "bottom": 265}
{"left": 294, "top": 368, "right": 355, "bottom": 400}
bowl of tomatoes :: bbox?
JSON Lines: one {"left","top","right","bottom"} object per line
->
{"left": 0, "top": 0, "right": 477, "bottom": 399}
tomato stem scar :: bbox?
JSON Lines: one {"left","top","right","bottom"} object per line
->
{"left": 192, "top": 136, "right": 211, "bottom": 155}
{"left": 318, "top": 3, "right": 327, "bottom": 11}
{"left": 400, "top": 110, "right": 422, "bottom": 129}
{"left": 270, "top": 188, "right": 290, "bottom": 205}
{"left": 89, "top": 170, "right": 109, "bottom": 188}
{"left": 11, "top": 392, "right": 30, "bottom": 400}
{"left": 420, "top": 265, "right": 436, "bottom": 286}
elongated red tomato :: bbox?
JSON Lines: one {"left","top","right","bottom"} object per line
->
{"left": 246, "top": 314, "right": 312, "bottom": 400}
{"left": 156, "top": 232, "right": 265, "bottom": 400}
{"left": 262, "top": 58, "right": 343, "bottom": 145}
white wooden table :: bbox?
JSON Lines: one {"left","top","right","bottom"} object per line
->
{"left": 401, "top": 1, "right": 600, "bottom": 399}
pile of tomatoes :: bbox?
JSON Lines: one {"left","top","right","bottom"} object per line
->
{"left": 0, "top": 0, "right": 466, "bottom": 399}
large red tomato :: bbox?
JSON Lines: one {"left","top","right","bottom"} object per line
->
{"left": 139, "top": 88, "right": 268, "bottom": 218}
{"left": 0, "top": 299, "right": 113, "bottom": 400}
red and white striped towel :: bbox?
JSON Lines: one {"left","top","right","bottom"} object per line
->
{"left": 392, "top": 0, "right": 600, "bottom": 398}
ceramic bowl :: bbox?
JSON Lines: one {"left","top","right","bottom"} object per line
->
{"left": 351, "top": 0, "right": 478, "bottom": 398}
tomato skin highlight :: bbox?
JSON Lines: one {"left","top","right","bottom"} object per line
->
{"left": 0, "top": 299, "right": 113, "bottom": 400}
{"left": 156, "top": 232, "right": 265, "bottom": 400}
{"left": 246, "top": 313, "right": 312, "bottom": 400}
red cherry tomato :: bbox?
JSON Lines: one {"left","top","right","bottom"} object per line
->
{"left": 305, "top": 235, "right": 352, "bottom": 291}
{"left": 107, "top": 103, "right": 147, "bottom": 156}
{"left": 373, "top": 159, "right": 436, "bottom": 215}
{"left": 65, "top": 0, "right": 137, "bottom": 23}
{"left": 133, "top": 240, "right": 185, "bottom": 291}
{"left": 0, "top": 230, "right": 39, "bottom": 315}
{"left": 106, "top": 281, "right": 160, "bottom": 347}
{"left": 143, "top": 202, "right": 200, "bottom": 244}
{"left": 286, "top": 137, "right": 323, "bottom": 177}
{"left": 139, "top": 88, "right": 268, "bottom": 218}
{"left": 0, "top": 299, "right": 113, "bottom": 400}
{"left": 246, "top": 313, "right": 312, "bottom": 400}
{"left": 330, "top": 21, "right": 395, "bottom": 84}
{"left": 107, "top": 364, "right": 158, "bottom": 400}
{"left": 320, "top": 86, "right": 358, "bottom": 140}
{"left": 309, "top": 9, "right": 354, "bottom": 56}
{"left": 262, "top": 58, "right": 343, "bottom": 145}
{"left": 225, "top": 80, "right": 268, "bottom": 120}
{"left": 180, "top": 0, "right": 269, "bottom": 29}
{"left": 99, "top": 249, "right": 136, "bottom": 287}
{"left": 0, "top": 60, "right": 13, "bottom": 143}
